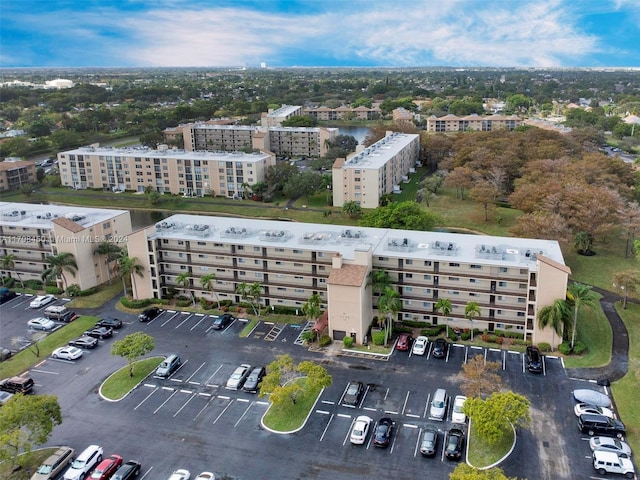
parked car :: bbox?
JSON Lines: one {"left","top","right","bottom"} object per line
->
{"left": 84, "top": 326, "right": 113, "bottom": 339}
{"left": 226, "top": 364, "right": 251, "bottom": 390}
{"left": 432, "top": 338, "right": 449, "bottom": 358}
{"left": 578, "top": 414, "right": 626, "bottom": 438}
{"left": 30, "top": 294, "right": 56, "bottom": 309}
{"left": 112, "top": 460, "right": 142, "bottom": 480}
{"left": 526, "top": 345, "right": 543, "bottom": 373}
{"left": 0, "top": 391, "right": 14, "bottom": 406}
{"left": 69, "top": 335, "right": 99, "bottom": 349}
{"left": 90, "top": 454, "right": 123, "bottom": 480}
{"left": 0, "top": 347, "right": 12, "bottom": 362}
{"left": 451, "top": 395, "right": 467, "bottom": 424}
{"left": 0, "top": 288, "right": 17, "bottom": 304}
{"left": 429, "top": 388, "right": 448, "bottom": 420}
{"left": 574, "top": 389, "right": 612, "bottom": 408}
{"left": 63, "top": 445, "right": 103, "bottom": 480}
{"left": 30, "top": 446, "right": 75, "bottom": 480}
{"left": 212, "top": 313, "right": 235, "bottom": 330}
{"left": 445, "top": 428, "right": 465, "bottom": 460}
{"left": 155, "top": 354, "right": 182, "bottom": 378}
{"left": 373, "top": 417, "right": 394, "bottom": 448}
{"left": 44, "top": 305, "right": 75, "bottom": 322}
{"left": 419, "top": 427, "right": 439, "bottom": 456}
{"left": 342, "top": 381, "right": 364, "bottom": 407}
{"left": 52, "top": 346, "right": 83, "bottom": 361}
{"left": 412, "top": 336, "right": 428, "bottom": 356}
{"left": 242, "top": 366, "right": 266, "bottom": 393}
{"left": 350, "top": 415, "right": 373, "bottom": 445}
{"left": 194, "top": 473, "right": 215, "bottom": 480}
{"left": 138, "top": 307, "right": 161, "bottom": 322}
{"left": 28, "top": 317, "right": 56, "bottom": 331}
{"left": 0, "top": 376, "right": 34, "bottom": 394}
{"left": 592, "top": 450, "right": 635, "bottom": 478}
{"left": 95, "top": 318, "right": 123, "bottom": 329}
{"left": 395, "top": 333, "right": 412, "bottom": 351}
{"left": 574, "top": 403, "right": 614, "bottom": 419}
{"left": 167, "top": 469, "right": 190, "bottom": 480}
{"left": 589, "top": 437, "right": 632, "bottom": 458}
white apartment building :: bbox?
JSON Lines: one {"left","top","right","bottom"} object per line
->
{"left": 332, "top": 132, "right": 421, "bottom": 209}
{"left": 426, "top": 114, "right": 522, "bottom": 132}
{"left": 57, "top": 145, "right": 275, "bottom": 198}
{"left": 261, "top": 105, "right": 303, "bottom": 127}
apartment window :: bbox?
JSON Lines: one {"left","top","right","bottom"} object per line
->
{"left": 423, "top": 288, "right": 431, "bottom": 294}
{"left": 198, "top": 254, "right": 206, "bottom": 258}
{"left": 424, "top": 261, "right": 432, "bottom": 266}
{"left": 519, "top": 284, "right": 527, "bottom": 289}
{"left": 197, "top": 242, "right": 206, "bottom": 245}
{"left": 423, "top": 302, "right": 431, "bottom": 308}
{"left": 275, "top": 248, "right": 284, "bottom": 253}
{"left": 253, "top": 247, "right": 261, "bottom": 252}
{"left": 254, "top": 260, "right": 261, "bottom": 265}
{"left": 470, "top": 264, "right": 482, "bottom": 269}
{"left": 238, "top": 258, "right": 245, "bottom": 264}
{"left": 499, "top": 281, "right": 507, "bottom": 287}
{"left": 517, "top": 312, "right": 525, "bottom": 317}
{"left": 295, "top": 289, "right": 304, "bottom": 293}
{"left": 239, "top": 271, "right": 246, "bottom": 276}
{"left": 102, "top": 222, "right": 111, "bottom": 229}
{"left": 277, "top": 287, "right": 287, "bottom": 291}
{"left": 293, "top": 249, "right": 302, "bottom": 254}
{"left": 405, "top": 300, "right": 412, "bottom": 306}
{"left": 275, "top": 261, "right": 283, "bottom": 265}
{"left": 276, "top": 274, "right": 285, "bottom": 278}
{"left": 448, "top": 277, "right": 459, "bottom": 281}
{"left": 178, "top": 253, "right": 185, "bottom": 258}
{"left": 405, "top": 259, "right": 413, "bottom": 265}
{"left": 319, "top": 278, "right": 326, "bottom": 284}
{"left": 449, "top": 263, "right": 460, "bottom": 267}
{"left": 294, "top": 276, "right": 304, "bottom": 280}
{"left": 255, "top": 272, "right": 263, "bottom": 278}
{"left": 378, "top": 257, "right": 388, "bottom": 261}
{"left": 317, "top": 252, "right": 324, "bottom": 258}
{"left": 405, "top": 273, "right": 412, "bottom": 279}
{"left": 293, "top": 263, "right": 303, "bottom": 267}
{"left": 237, "top": 245, "right": 244, "bottom": 251}
{"left": 500, "top": 267, "right": 508, "bottom": 273}
{"left": 520, "top": 269, "right": 528, "bottom": 275}
{"left": 469, "top": 279, "right": 477, "bottom": 283}
{"left": 518, "top": 298, "right": 526, "bottom": 303}
{"left": 404, "top": 286, "right": 413, "bottom": 292}
{"left": 424, "top": 274, "right": 432, "bottom": 280}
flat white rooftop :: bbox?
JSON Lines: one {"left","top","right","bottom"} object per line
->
{"left": 342, "top": 132, "right": 419, "bottom": 170}
{"left": 267, "top": 105, "right": 301, "bottom": 118}
{"left": 60, "top": 146, "right": 271, "bottom": 163}
{"left": 148, "top": 214, "right": 565, "bottom": 272}
{"left": 0, "top": 202, "right": 127, "bottom": 230}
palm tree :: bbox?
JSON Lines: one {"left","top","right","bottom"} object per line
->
{"left": 302, "top": 293, "right": 322, "bottom": 323}
{"left": 117, "top": 254, "right": 144, "bottom": 298}
{"left": 378, "top": 287, "right": 401, "bottom": 346}
{"left": 94, "top": 242, "right": 122, "bottom": 285}
{"left": 175, "top": 272, "right": 195, "bottom": 305}
{"left": 236, "top": 282, "right": 264, "bottom": 317}
{"left": 566, "top": 283, "right": 597, "bottom": 351}
{"left": 434, "top": 297, "right": 453, "bottom": 335}
{"left": 41, "top": 252, "right": 77, "bottom": 292}
{"left": 464, "top": 301, "right": 481, "bottom": 341}
{"left": 199, "top": 273, "right": 218, "bottom": 306}
{"left": 369, "top": 269, "right": 391, "bottom": 312}
{"left": 537, "top": 299, "right": 571, "bottom": 351}
{"left": 1, "top": 253, "right": 23, "bottom": 287}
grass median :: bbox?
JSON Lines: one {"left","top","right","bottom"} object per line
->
{"left": 0, "top": 447, "right": 58, "bottom": 480}
{"left": 262, "top": 378, "right": 321, "bottom": 432}
{"left": 467, "top": 420, "right": 515, "bottom": 468}
{"left": 100, "top": 357, "right": 164, "bottom": 401}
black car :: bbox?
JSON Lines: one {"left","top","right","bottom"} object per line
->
{"left": 373, "top": 417, "right": 394, "bottom": 448}
{"left": 420, "top": 427, "right": 439, "bottom": 456}
{"left": 242, "top": 366, "right": 266, "bottom": 393}
{"left": 342, "top": 381, "right": 364, "bottom": 407}
{"left": 69, "top": 335, "right": 99, "bottom": 349}
{"left": 112, "top": 460, "right": 142, "bottom": 480}
{"left": 0, "top": 288, "right": 18, "bottom": 305}
{"left": 579, "top": 414, "right": 626, "bottom": 438}
{"left": 138, "top": 307, "right": 161, "bottom": 322}
{"left": 445, "top": 427, "right": 465, "bottom": 460}
{"left": 96, "top": 318, "right": 123, "bottom": 329}
{"left": 84, "top": 326, "right": 113, "bottom": 339}
{"left": 526, "top": 346, "right": 543, "bottom": 373}
{"left": 432, "top": 338, "right": 449, "bottom": 358}
{"left": 212, "top": 313, "right": 235, "bottom": 330}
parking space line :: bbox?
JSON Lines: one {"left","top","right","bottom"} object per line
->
{"left": 144, "top": 383, "right": 155, "bottom": 388}
{"left": 234, "top": 401, "right": 255, "bottom": 427}
{"left": 218, "top": 395, "right": 230, "bottom": 400}
{"left": 406, "top": 413, "right": 420, "bottom": 418}
{"left": 237, "top": 398, "right": 249, "bottom": 403}
{"left": 173, "top": 393, "right": 198, "bottom": 417}
{"left": 204, "top": 364, "right": 224, "bottom": 386}
{"left": 188, "top": 381, "right": 200, "bottom": 385}
{"left": 337, "top": 413, "right": 351, "bottom": 419}
{"left": 389, "top": 424, "right": 399, "bottom": 453}
{"left": 175, "top": 314, "right": 194, "bottom": 329}
{"left": 321, "top": 400, "right": 334, "bottom": 405}
{"left": 502, "top": 351, "right": 506, "bottom": 370}
{"left": 343, "top": 418, "right": 356, "bottom": 446}
{"left": 198, "top": 392, "right": 212, "bottom": 397}
{"left": 383, "top": 387, "right": 389, "bottom": 400}
{"left": 363, "top": 407, "right": 376, "bottom": 412}
{"left": 423, "top": 394, "right": 431, "bottom": 418}
{"left": 30, "top": 369, "right": 59, "bottom": 375}
{"left": 185, "top": 362, "right": 206, "bottom": 383}
{"left": 316, "top": 410, "right": 330, "bottom": 414}
{"left": 319, "top": 413, "right": 334, "bottom": 442}
{"left": 194, "top": 395, "right": 216, "bottom": 420}
{"left": 213, "top": 399, "right": 234, "bottom": 424}
{"left": 256, "top": 401, "right": 269, "bottom": 406}
{"left": 384, "top": 410, "right": 398, "bottom": 415}
{"left": 135, "top": 387, "right": 159, "bottom": 410}
{"left": 401, "top": 391, "right": 410, "bottom": 416}
{"left": 414, "top": 427, "right": 423, "bottom": 457}
{"left": 161, "top": 386, "right": 174, "bottom": 391}
{"left": 139, "top": 466, "right": 154, "bottom": 480}
{"left": 359, "top": 384, "right": 370, "bottom": 408}
{"left": 160, "top": 312, "right": 180, "bottom": 327}
{"left": 190, "top": 316, "right": 207, "bottom": 331}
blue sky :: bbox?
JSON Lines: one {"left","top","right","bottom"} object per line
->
{"left": 2, "top": 0, "right": 639, "bottom": 68}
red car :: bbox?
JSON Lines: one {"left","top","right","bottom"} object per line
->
{"left": 90, "top": 454, "right": 123, "bottom": 480}
{"left": 396, "top": 333, "right": 413, "bottom": 351}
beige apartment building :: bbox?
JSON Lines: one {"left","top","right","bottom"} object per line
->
{"left": 181, "top": 124, "right": 338, "bottom": 158}
{"left": 426, "top": 114, "right": 522, "bottom": 132}
{"left": 0, "top": 202, "right": 131, "bottom": 290}
{"left": 128, "top": 214, "right": 569, "bottom": 346}
{"left": 57, "top": 145, "right": 275, "bottom": 198}
{"left": 303, "top": 106, "right": 381, "bottom": 121}
{"left": 332, "top": 132, "right": 421, "bottom": 209}
{"left": 261, "top": 105, "right": 303, "bottom": 127}
{"left": 0, "top": 160, "right": 36, "bottom": 192}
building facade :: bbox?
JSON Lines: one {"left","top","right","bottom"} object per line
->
{"left": 332, "top": 132, "right": 420, "bottom": 209}
{"left": 303, "top": 106, "right": 381, "bottom": 121}
{"left": 57, "top": 145, "right": 275, "bottom": 198}
{"left": 426, "top": 114, "right": 522, "bottom": 132}
{"left": 0, "top": 203, "right": 131, "bottom": 290}
{"left": 0, "top": 160, "right": 36, "bottom": 192}
{"left": 261, "top": 105, "right": 303, "bottom": 127}
{"left": 128, "top": 214, "right": 569, "bottom": 346}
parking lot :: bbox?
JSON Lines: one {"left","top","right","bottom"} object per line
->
{"left": 0, "top": 297, "right": 631, "bottom": 479}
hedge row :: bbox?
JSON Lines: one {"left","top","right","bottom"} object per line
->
{"left": 120, "top": 297, "right": 170, "bottom": 309}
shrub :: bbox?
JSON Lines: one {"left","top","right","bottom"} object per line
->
{"left": 343, "top": 336, "right": 354, "bottom": 348}
{"left": 537, "top": 342, "right": 551, "bottom": 352}
{"left": 394, "top": 325, "right": 414, "bottom": 334}
{"left": 421, "top": 325, "right": 447, "bottom": 336}
{"left": 66, "top": 284, "right": 82, "bottom": 296}
{"left": 301, "top": 330, "right": 317, "bottom": 344}
{"left": 269, "top": 305, "right": 298, "bottom": 315}
{"left": 120, "top": 297, "right": 169, "bottom": 309}
{"left": 558, "top": 342, "right": 572, "bottom": 355}
{"left": 318, "top": 335, "right": 332, "bottom": 347}
{"left": 76, "top": 286, "right": 98, "bottom": 297}
{"left": 402, "top": 320, "right": 431, "bottom": 328}
{"left": 372, "top": 331, "right": 386, "bottom": 346}
{"left": 219, "top": 299, "right": 233, "bottom": 307}
{"left": 448, "top": 330, "right": 458, "bottom": 341}
{"left": 24, "top": 279, "right": 43, "bottom": 290}
{"left": 460, "top": 331, "right": 471, "bottom": 341}
{"left": 481, "top": 333, "right": 491, "bottom": 342}
{"left": 175, "top": 299, "right": 192, "bottom": 308}
{"left": 573, "top": 341, "right": 587, "bottom": 355}
{"left": 45, "top": 285, "right": 64, "bottom": 295}
{"left": 1, "top": 277, "right": 15, "bottom": 288}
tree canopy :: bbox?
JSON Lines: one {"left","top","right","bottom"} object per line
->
{"left": 450, "top": 464, "right": 518, "bottom": 480}
{"left": 464, "top": 391, "right": 530, "bottom": 445}
{"left": 260, "top": 354, "right": 332, "bottom": 406}
{"left": 455, "top": 354, "right": 503, "bottom": 399}
{"left": 111, "top": 332, "right": 155, "bottom": 377}
{"left": 359, "top": 201, "right": 442, "bottom": 231}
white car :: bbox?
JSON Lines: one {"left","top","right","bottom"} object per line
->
{"left": 412, "top": 336, "right": 428, "bottom": 355}
{"left": 451, "top": 395, "right": 467, "bottom": 423}
{"left": 574, "top": 403, "right": 614, "bottom": 419}
{"left": 350, "top": 415, "right": 373, "bottom": 445}
{"left": 28, "top": 317, "right": 56, "bottom": 331}
{"left": 168, "top": 469, "right": 190, "bottom": 480}
{"left": 225, "top": 364, "right": 251, "bottom": 390}
{"left": 195, "top": 473, "right": 215, "bottom": 480}
{"left": 30, "top": 294, "right": 56, "bottom": 308}
{"left": 52, "top": 346, "right": 83, "bottom": 360}
{"left": 589, "top": 436, "right": 632, "bottom": 457}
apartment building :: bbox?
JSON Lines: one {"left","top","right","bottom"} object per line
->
{"left": 57, "top": 145, "right": 275, "bottom": 198}
{"left": 303, "top": 106, "right": 381, "bottom": 121}
{"left": 181, "top": 124, "right": 338, "bottom": 158}
{"left": 261, "top": 105, "right": 303, "bottom": 127}
{"left": 0, "top": 159, "right": 36, "bottom": 192}
{"left": 426, "top": 114, "right": 522, "bottom": 132}
{"left": 332, "top": 132, "right": 420, "bottom": 209}
{"left": 128, "top": 214, "right": 569, "bottom": 346}
{"left": 0, "top": 202, "right": 131, "bottom": 290}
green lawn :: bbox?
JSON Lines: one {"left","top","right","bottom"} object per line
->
{"left": 66, "top": 282, "right": 123, "bottom": 309}
{"left": 100, "top": 357, "right": 164, "bottom": 400}
{"left": 562, "top": 296, "right": 612, "bottom": 369}
{"left": 0, "top": 447, "right": 58, "bottom": 480}
{"left": 239, "top": 319, "right": 259, "bottom": 337}
{"left": 467, "top": 421, "right": 514, "bottom": 468}
{"left": 262, "top": 379, "right": 321, "bottom": 432}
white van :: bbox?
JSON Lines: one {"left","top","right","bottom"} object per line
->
{"left": 63, "top": 445, "right": 103, "bottom": 480}
{"left": 592, "top": 450, "right": 635, "bottom": 478}
{"left": 429, "top": 388, "right": 447, "bottom": 420}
